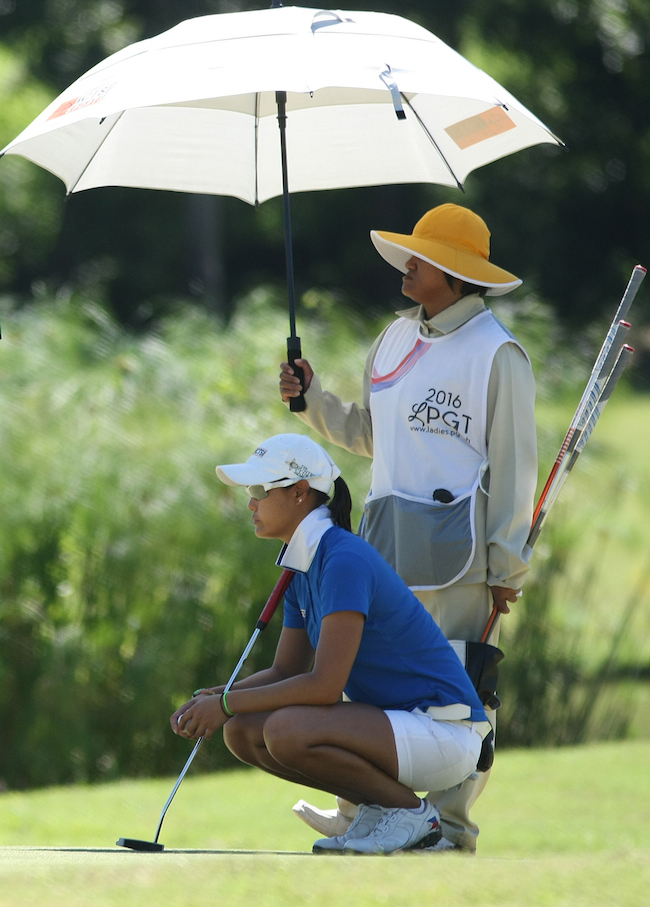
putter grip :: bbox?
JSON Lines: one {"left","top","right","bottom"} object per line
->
{"left": 287, "top": 337, "right": 307, "bottom": 413}
{"left": 257, "top": 569, "right": 295, "bottom": 629}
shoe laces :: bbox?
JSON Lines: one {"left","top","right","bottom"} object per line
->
{"left": 369, "top": 807, "right": 403, "bottom": 836}
{"left": 346, "top": 803, "right": 374, "bottom": 834}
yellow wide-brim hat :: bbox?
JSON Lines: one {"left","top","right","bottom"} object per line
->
{"left": 370, "top": 203, "right": 522, "bottom": 297}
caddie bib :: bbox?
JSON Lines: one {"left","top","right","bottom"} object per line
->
{"left": 359, "top": 309, "right": 526, "bottom": 589}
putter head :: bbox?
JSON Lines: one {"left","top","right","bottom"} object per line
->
{"left": 116, "top": 837, "right": 164, "bottom": 852}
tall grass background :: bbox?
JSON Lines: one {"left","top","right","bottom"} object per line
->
{"left": 1, "top": 287, "right": 649, "bottom": 790}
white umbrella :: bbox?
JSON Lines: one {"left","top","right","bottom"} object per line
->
{"left": 1, "top": 4, "right": 562, "bottom": 407}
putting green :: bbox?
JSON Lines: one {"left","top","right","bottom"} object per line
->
{"left": 1, "top": 847, "right": 648, "bottom": 906}
{"left": 0, "top": 741, "right": 648, "bottom": 905}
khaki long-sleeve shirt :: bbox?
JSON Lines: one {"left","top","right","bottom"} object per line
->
{"left": 294, "top": 296, "right": 538, "bottom": 590}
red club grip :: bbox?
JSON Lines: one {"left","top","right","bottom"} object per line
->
{"left": 256, "top": 569, "right": 295, "bottom": 629}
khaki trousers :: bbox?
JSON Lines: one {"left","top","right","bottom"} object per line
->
{"left": 415, "top": 583, "right": 499, "bottom": 852}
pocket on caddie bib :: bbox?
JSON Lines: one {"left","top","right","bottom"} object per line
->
{"left": 359, "top": 493, "right": 476, "bottom": 589}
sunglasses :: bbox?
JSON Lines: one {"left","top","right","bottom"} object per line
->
{"left": 246, "top": 478, "right": 295, "bottom": 500}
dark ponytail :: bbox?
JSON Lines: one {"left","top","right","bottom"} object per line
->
{"left": 312, "top": 476, "right": 353, "bottom": 532}
{"left": 328, "top": 476, "right": 353, "bottom": 532}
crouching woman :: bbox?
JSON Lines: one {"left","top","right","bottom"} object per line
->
{"left": 170, "top": 433, "right": 490, "bottom": 855}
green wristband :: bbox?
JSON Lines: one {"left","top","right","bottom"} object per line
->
{"left": 220, "top": 691, "right": 234, "bottom": 717}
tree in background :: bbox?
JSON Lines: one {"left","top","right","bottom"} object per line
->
{"left": 0, "top": 1, "right": 648, "bottom": 340}
{"left": 454, "top": 0, "right": 650, "bottom": 329}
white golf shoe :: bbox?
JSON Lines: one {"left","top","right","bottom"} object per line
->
{"left": 343, "top": 800, "right": 441, "bottom": 855}
{"left": 293, "top": 797, "right": 357, "bottom": 837}
{"left": 312, "top": 803, "right": 383, "bottom": 854}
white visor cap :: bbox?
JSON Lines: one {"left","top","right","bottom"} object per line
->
{"left": 216, "top": 433, "right": 341, "bottom": 495}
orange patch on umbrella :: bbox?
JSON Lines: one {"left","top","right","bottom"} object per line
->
{"left": 445, "top": 107, "right": 516, "bottom": 150}
{"left": 48, "top": 99, "right": 79, "bottom": 120}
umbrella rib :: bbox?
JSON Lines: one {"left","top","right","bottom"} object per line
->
{"left": 66, "top": 111, "right": 125, "bottom": 195}
{"left": 254, "top": 92, "right": 260, "bottom": 208}
{"left": 402, "top": 95, "right": 465, "bottom": 193}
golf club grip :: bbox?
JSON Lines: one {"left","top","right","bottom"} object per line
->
{"left": 288, "top": 337, "right": 306, "bottom": 413}
{"left": 614, "top": 264, "right": 646, "bottom": 324}
{"left": 568, "top": 345, "right": 633, "bottom": 462}
{"left": 597, "top": 321, "right": 630, "bottom": 380}
{"left": 568, "top": 324, "right": 629, "bottom": 442}
{"left": 569, "top": 264, "right": 643, "bottom": 427}
{"left": 257, "top": 569, "right": 295, "bottom": 629}
{"left": 569, "top": 318, "right": 630, "bottom": 443}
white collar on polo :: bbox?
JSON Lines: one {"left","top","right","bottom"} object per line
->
{"left": 276, "top": 505, "right": 333, "bottom": 573}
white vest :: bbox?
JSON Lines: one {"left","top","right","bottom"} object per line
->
{"left": 359, "top": 309, "right": 526, "bottom": 589}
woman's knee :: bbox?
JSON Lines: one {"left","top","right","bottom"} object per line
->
{"left": 262, "top": 707, "right": 309, "bottom": 767}
{"left": 223, "top": 714, "right": 262, "bottom": 765}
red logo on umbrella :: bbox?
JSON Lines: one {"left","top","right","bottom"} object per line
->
{"left": 48, "top": 84, "right": 114, "bottom": 120}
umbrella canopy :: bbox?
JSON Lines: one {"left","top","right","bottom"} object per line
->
{"left": 1, "top": 5, "right": 562, "bottom": 410}
{"left": 1, "top": 6, "right": 561, "bottom": 202}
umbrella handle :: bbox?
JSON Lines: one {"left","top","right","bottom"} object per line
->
{"left": 288, "top": 336, "right": 307, "bottom": 413}
{"left": 275, "top": 89, "right": 307, "bottom": 414}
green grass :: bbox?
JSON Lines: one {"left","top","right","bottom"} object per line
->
{"left": 1, "top": 740, "right": 648, "bottom": 906}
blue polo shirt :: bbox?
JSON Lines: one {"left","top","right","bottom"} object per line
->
{"left": 279, "top": 508, "right": 487, "bottom": 720}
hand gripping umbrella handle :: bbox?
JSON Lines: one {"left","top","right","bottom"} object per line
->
{"left": 287, "top": 335, "right": 307, "bottom": 413}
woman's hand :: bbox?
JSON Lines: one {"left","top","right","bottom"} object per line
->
{"left": 279, "top": 359, "right": 313, "bottom": 402}
{"left": 171, "top": 694, "right": 229, "bottom": 740}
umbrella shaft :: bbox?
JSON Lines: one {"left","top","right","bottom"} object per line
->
{"left": 276, "top": 90, "right": 297, "bottom": 340}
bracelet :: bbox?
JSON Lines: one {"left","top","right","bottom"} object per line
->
{"left": 193, "top": 688, "right": 217, "bottom": 697}
{"left": 220, "top": 691, "right": 234, "bottom": 718}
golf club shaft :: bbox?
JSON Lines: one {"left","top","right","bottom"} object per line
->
{"left": 610, "top": 264, "right": 646, "bottom": 325}
{"left": 479, "top": 267, "right": 645, "bottom": 645}
{"left": 482, "top": 344, "right": 634, "bottom": 643}
{"left": 531, "top": 266, "right": 644, "bottom": 527}
{"left": 530, "top": 344, "right": 634, "bottom": 541}
{"left": 530, "top": 343, "right": 633, "bottom": 544}
{"left": 531, "top": 320, "right": 629, "bottom": 526}
{"left": 152, "top": 737, "right": 204, "bottom": 844}
{"left": 152, "top": 568, "right": 295, "bottom": 844}
{"left": 152, "top": 623, "right": 270, "bottom": 843}
{"left": 531, "top": 319, "right": 630, "bottom": 525}
{"left": 531, "top": 265, "right": 644, "bottom": 529}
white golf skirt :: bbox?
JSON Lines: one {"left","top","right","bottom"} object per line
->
{"left": 385, "top": 709, "right": 486, "bottom": 793}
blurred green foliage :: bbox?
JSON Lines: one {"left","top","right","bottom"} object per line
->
{"left": 0, "top": 288, "right": 378, "bottom": 788}
{"left": 0, "top": 0, "right": 649, "bottom": 350}
{"left": 0, "top": 0, "right": 648, "bottom": 792}
{"left": 498, "top": 513, "right": 650, "bottom": 748}
{"left": 0, "top": 289, "right": 647, "bottom": 789}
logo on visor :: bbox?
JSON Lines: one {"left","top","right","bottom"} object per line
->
{"left": 253, "top": 448, "right": 267, "bottom": 458}
{"left": 288, "top": 459, "right": 315, "bottom": 479}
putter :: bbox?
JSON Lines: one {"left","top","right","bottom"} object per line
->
{"left": 116, "top": 567, "right": 295, "bottom": 852}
